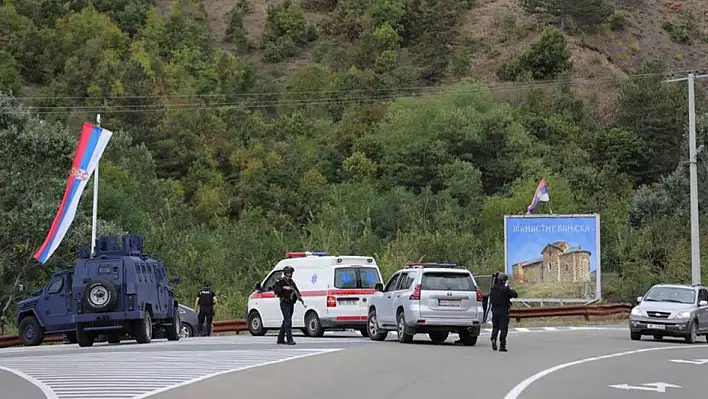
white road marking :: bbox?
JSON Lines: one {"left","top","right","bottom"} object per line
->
{"left": 0, "top": 348, "right": 343, "bottom": 399}
{"left": 503, "top": 345, "right": 708, "bottom": 399}
{"left": 0, "top": 365, "right": 58, "bottom": 399}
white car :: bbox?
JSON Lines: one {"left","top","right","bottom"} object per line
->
{"left": 246, "top": 251, "right": 383, "bottom": 337}
{"left": 367, "top": 263, "right": 483, "bottom": 345}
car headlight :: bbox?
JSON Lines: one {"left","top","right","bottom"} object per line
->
{"left": 630, "top": 307, "right": 642, "bottom": 316}
{"left": 673, "top": 311, "right": 692, "bottom": 319}
{"left": 178, "top": 308, "right": 186, "bottom": 314}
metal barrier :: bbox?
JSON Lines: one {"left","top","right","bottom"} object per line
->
{"left": 0, "top": 305, "right": 629, "bottom": 349}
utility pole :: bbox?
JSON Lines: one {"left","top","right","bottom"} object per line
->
{"left": 666, "top": 72, "right": 708, "bottom": 285}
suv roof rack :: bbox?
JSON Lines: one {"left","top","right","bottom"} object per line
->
{"left": 405, "top": 262, "right": 458, "bottom": 269}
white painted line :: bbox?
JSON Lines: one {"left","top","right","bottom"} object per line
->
{"left": 503, "top": 345, "right": 708, "bottom": 399}
{"left": 0, "top": 365, "right": 58, "bottom": 399}
{"left": 132, "top": 348, "right": 344, "bottom": 399}
{"left": 542, "top": 327, "right": 557, "bottom": 331}
{"left": 515, "top": 328, "right": 530, "bottom": 332}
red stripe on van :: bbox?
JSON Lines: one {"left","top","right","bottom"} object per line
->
{"left": 249, "top": 288, "right": 376, "bottom": 299}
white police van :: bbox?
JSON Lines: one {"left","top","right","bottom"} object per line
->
{"left": 246, "top": 251, "right": 383, "bottom": 337}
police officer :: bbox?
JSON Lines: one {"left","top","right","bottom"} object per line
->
{"left": 194, "top": 280, "right": 217, "bottom": 337}
{"left": 274, "top": 266, "right": 299, "bottom": 345}
{"left": 488, "top": 272, "right": 518, "bottom": 352}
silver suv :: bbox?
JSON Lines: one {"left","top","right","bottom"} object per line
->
{"left": 366, "top": 263, "right": 483, "bottom": 345}
{"left": 629, "top": 283, "right": 708, "bottom": 343}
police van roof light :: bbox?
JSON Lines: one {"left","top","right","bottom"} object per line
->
{"left": 285, "top": 251, "right": 328, "bottom": 258}
{"left": 439, "top": 263, "right": 457, "bottom": 268}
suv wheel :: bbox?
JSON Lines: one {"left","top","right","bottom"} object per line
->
{"left": 134, "top": 312, "right": 153, "bottom": 344}
{"left": 19, "top": 316, "right": 44, "bottom": 346}
{"left": 367, "top": 309, "right": 388, "bottom": 341}
{"left": 458, "top": 329, "right": 478, "bottom": 346}
{"left": 630, "top": 331, "right": 641, "bottom": 341}
{"left": 248, "top": 311, "right": 266, "bottom": 336}
{"left": 685, "top": 320, "right": 698, "bottom": 344}
{"left": 396, "top": 311, "right": 414, "bottom": 343}
{"left": 429, "top": 331, "right": 449, "bottom": 343}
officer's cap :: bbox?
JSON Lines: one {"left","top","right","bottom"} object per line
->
{"left": 283, "top": 266, "right": 295, "bottom": 274}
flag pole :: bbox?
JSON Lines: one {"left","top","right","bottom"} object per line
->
{"left": 90, "top": 114, "right": 100, "bottom": 257}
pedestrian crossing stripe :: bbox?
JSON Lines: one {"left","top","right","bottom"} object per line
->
{"left": 0, "top": 349, "right": 343, "bottom": 399}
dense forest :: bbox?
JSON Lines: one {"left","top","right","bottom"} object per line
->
{"left": 2, "top": 0, "right": 708, "bottom": 325}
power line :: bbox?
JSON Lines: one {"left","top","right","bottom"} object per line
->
{"left": 2, "top": 69, "right": 704, "bottom": 115}
{"left": 9, "top": 69, "right": 700, "bottom": 102}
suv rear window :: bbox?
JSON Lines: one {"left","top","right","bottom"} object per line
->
{"left": 422, "top": 272, "right": 474, "bottom": 291}
{"left": 334, "top": 267, "right": 381, "bottom": 289}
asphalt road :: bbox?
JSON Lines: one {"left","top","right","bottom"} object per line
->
{"left": 2, "top": 326, "right": 707, "bottom": 399}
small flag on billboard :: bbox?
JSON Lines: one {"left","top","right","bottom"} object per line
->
{"left": 526, "top": 177, "right": 550, "bottom": 214}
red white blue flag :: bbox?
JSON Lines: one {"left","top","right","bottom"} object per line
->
{"left": 526, "top": 176, "right": 550, "bottom": 214}
{"left": 33, "top": 122, "right": 113, "bottom": 263}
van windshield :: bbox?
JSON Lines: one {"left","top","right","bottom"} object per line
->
{"left": 422, "top": 272, "right": 474, "bottom": 291}
{"left": 334, "top": 267, "right": 381, "bottom": 289}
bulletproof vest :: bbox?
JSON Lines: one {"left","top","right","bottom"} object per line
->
{"left": 489, "top": 284, "right": 511, "bottom": 308}
{"left": 198, "top": 290, "right": 214, "bottom": 307}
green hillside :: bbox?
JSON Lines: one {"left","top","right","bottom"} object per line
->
{"left": 1, "top": 0, "right": 708, "bottom": 322}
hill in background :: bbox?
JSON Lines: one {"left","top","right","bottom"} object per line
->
{"left": 2, "top": 0, "right": 708, "bottom": 321}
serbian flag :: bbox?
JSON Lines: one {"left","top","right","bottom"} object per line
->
{"left": 33, "top": 122, "right": 113, "bottom": 264}
{"left": 526, "top": 177, "right": 550, "bottom": 214}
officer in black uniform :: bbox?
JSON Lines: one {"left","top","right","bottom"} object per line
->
{"left": 194, "top": 280, "right": 217, "bottom": 337}
{"left": 274, "top": 266, "right": 299, "bottom": 345}
{"left": 489, "top": 272, "right": 518, "bottom": 352}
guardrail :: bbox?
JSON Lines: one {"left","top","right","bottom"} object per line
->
{"left": 510, "top": 303, "right": 632, "bottom": 322}
{"left": 0, "top": 305, "right": 629, "bottom": 349}
{"left": 511, "top": 298, "right": 592, "bottom": 306}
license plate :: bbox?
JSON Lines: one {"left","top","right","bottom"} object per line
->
{"left": 439, "top": 300, "right": 461, "bottom": 307}
{"left": 338, "top": 298, "right": 357, "bottom": 305}
{"left": 648, "top": 324, "right": 665, "bottom": 330}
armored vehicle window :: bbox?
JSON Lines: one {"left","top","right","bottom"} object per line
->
{"left": 46, "top": 277, "right": 64, "bottom": 294}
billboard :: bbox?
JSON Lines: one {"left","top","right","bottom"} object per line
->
{"left": 504, "top": 214, "right": 601, "bottom": 299}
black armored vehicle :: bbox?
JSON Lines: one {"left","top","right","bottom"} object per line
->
{"left": 16, "top": 234, "right": 182, "bottom": 347}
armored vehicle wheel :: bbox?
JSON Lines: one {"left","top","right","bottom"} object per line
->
{"left": 19, "top": 316, "right": 44, "bottom": 346}
{"left": 84, "top": 280, "right": 119, "bottom": 313}
{"left": 64, "top": 331, "right": 78, "bottom": 344}
{"left": 76, "top": 325, "right": 95, "bottom": 347}
{"left": 107, "top": 333, "right": 121, "bottom": 344}
{"left": 166, "top": 310, "right": 181, "bottom": 341}
{"left": 134, "top": 313, "right": 153, "bottom": 344}
{"left": 248, "top": 311, "right": 266, "bottom": 336}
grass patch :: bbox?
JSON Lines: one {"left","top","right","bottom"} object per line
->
{"left": 513, "top": 281, "right": 591, "bottom": 299}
